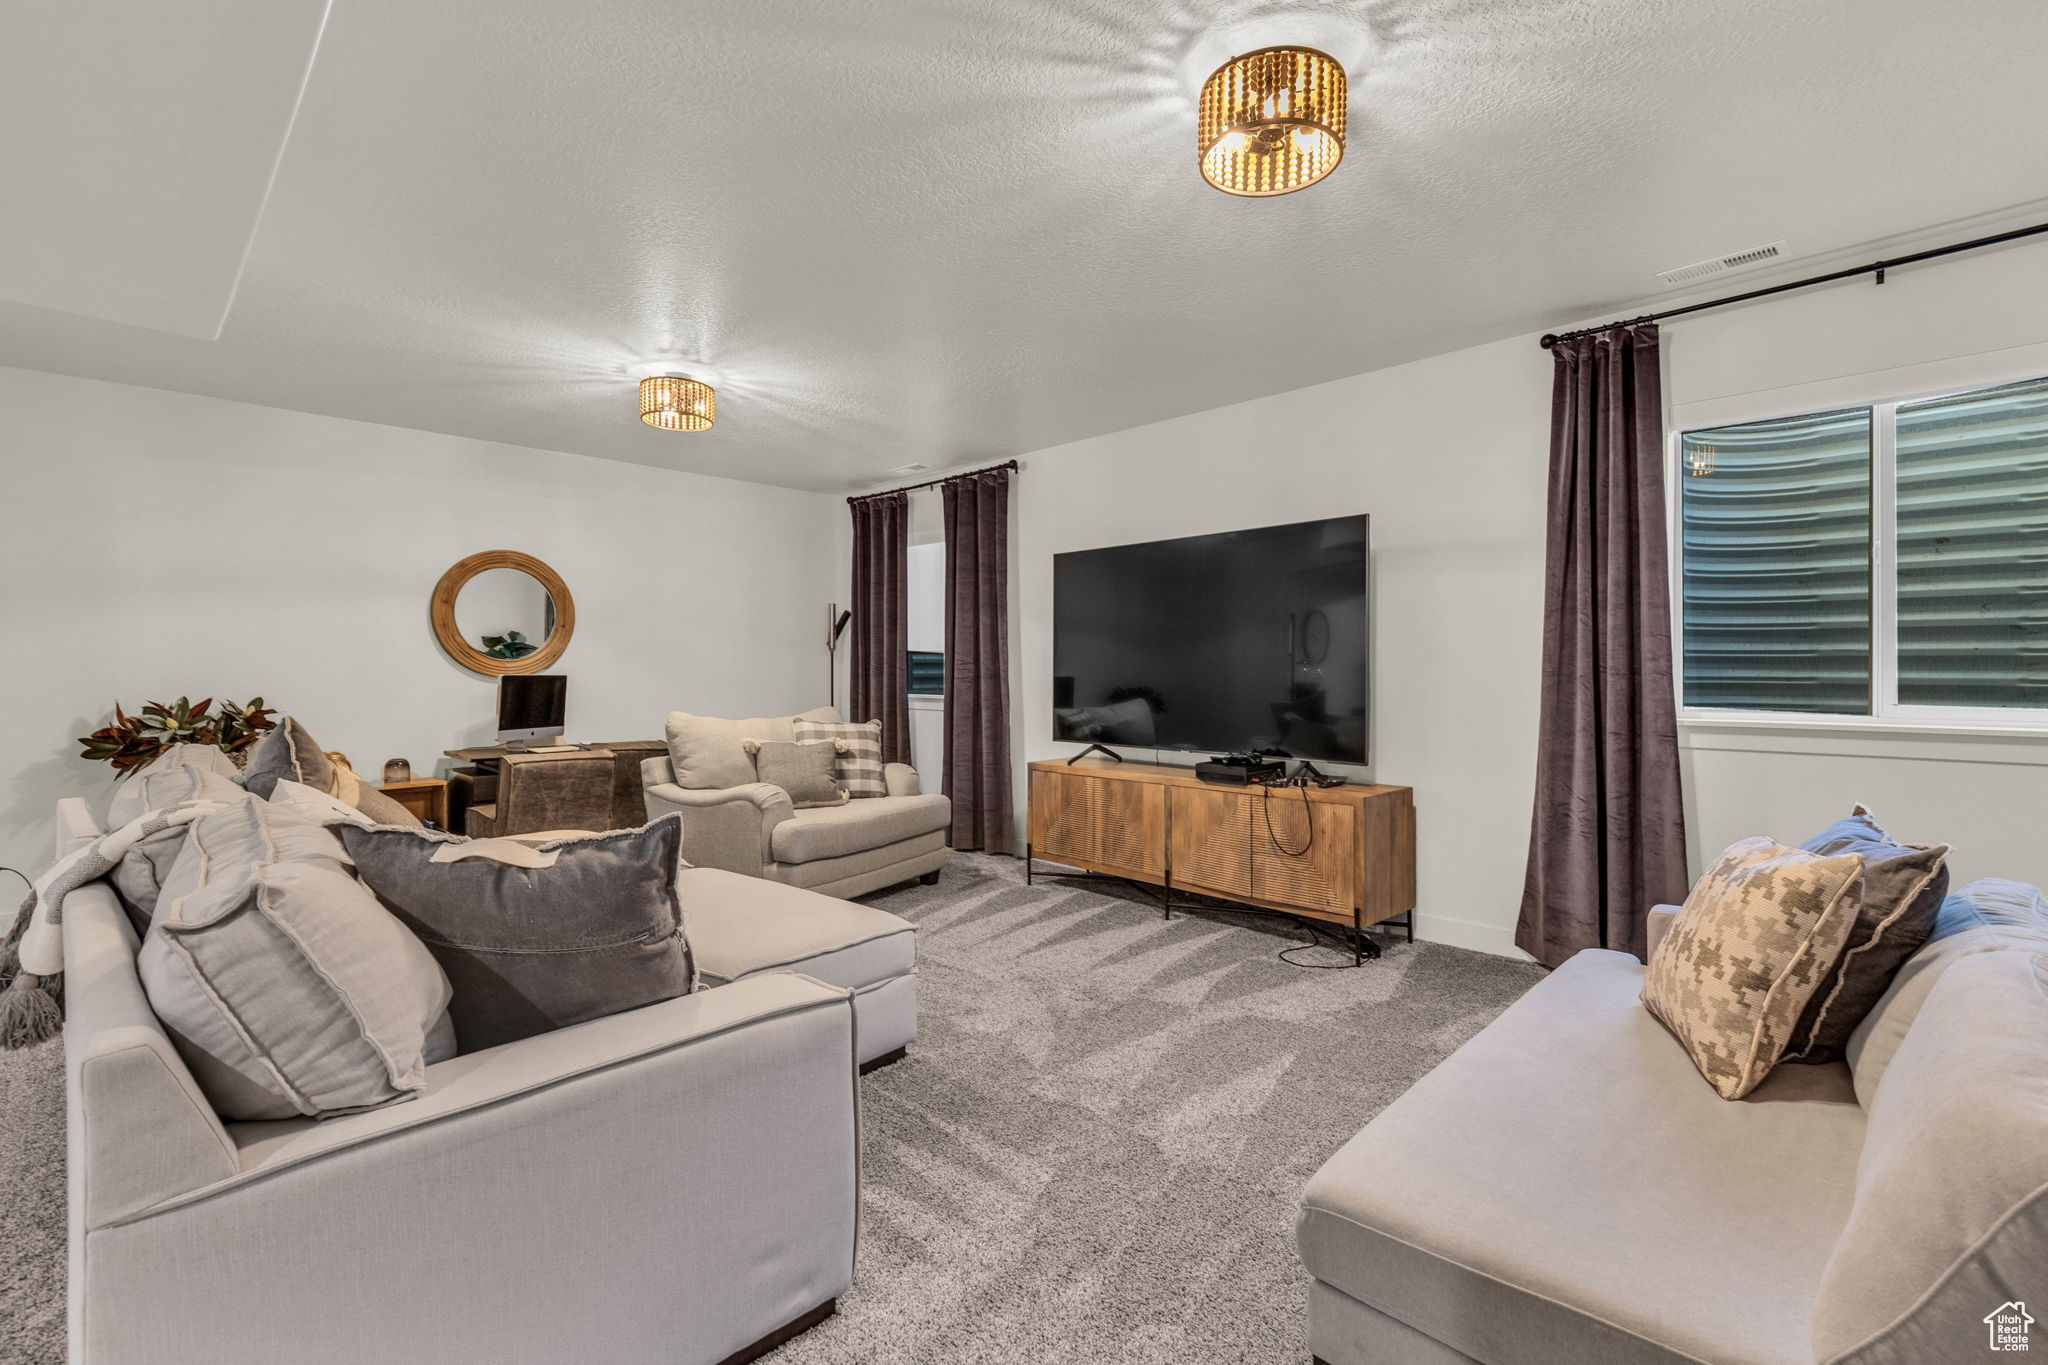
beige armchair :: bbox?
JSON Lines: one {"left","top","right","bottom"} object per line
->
{"left": 642, "top": 707, "right": 949, "bottom": 899}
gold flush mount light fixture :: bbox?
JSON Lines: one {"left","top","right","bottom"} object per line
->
{"left": 640, "top": 375, "right": 715, "bottom": 431}
{"left": 1199, "top": 45, "right": 1346, "bottom": 197}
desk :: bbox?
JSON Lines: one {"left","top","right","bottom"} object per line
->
{"left": 443, "top": 740, "right": 665, "bottom": 834}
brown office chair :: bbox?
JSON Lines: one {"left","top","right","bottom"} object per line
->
{"left": 463, "top": 750, "right": 617, "bottom": 837}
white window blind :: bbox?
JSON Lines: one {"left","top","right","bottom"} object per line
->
{"left": 1678, "top": 375, "right": 2048, "bottom": 725}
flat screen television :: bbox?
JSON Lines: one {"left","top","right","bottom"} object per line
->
{"left": 1053, "top": 515, "right": 1370, "bottom": 763}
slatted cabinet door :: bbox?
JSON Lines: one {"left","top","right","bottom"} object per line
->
{"left": 1252, "top": 794, "right": 1358, "bottom": 917}
{"left": 1168, "top": 785, "right": 1255, "bottom": 899}
{"left": 1030, "top": 767, "right": 1167, "bottom": 880}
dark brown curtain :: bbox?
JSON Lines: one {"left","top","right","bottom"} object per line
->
{"left": 848, "top": 491, "right": 911, "bottom": 766}
{"left": 941, "top": 468, "right": 1015, "bottom": 853}
{"left": 1516, "top": 322, "right": 1689, "bottom": 968}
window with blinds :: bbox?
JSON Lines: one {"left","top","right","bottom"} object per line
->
{"left": 1679, "top": 375, "right": 2048, "bottom": 723}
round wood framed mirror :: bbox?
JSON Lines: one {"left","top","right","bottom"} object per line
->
{"left": 430, "top": 550, "right": 576, "bottom": 676}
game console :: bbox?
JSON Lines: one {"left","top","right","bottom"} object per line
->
{"left": 1194, "top": 752, "right": 1287, "bottom": 785}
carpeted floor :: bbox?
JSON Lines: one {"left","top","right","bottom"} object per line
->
{"left": 1, "top": 1030, "right": 64, "bottom": 1365}
{"left": 0, "top": 853, "right": 1543, "bottom": 1365}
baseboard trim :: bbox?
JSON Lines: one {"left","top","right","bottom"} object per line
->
{"left": 859, "top": 1045, "right": 908, "bottom": 1075}
{"left": 715, "top": 1298, "right": 836, "bottom": 1365}
{"left": 1413, "top": 914, "right": 1533, "bottom": 962}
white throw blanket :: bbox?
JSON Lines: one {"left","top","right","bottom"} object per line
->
{"left": 0, "top": 801, "right": 231, "bottom": 1047}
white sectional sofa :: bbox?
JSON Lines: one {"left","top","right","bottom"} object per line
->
{"left": 55, "top": 796, "right": 901, "bottom": 1365}
{"left": 1298, "top": 886, "right": 2048, "bottom": 1365}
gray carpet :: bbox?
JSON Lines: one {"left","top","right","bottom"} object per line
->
{"left": 0, "top": 853, "right": 1543, "bottom": 1365}
{"left": 765, "top": 855, "right": 1542, "bottom": 1363}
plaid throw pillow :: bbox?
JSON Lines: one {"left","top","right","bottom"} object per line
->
{"left": 792, "top": 718, "right": 887, "bottom": 798}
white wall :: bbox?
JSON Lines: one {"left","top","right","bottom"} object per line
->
{"left": 1663, "top": 233, "right": 2048, "bottom": 890}
{"left": 27, "top": 231, "right": 2040, "bottom": 946}
{"left": 0, "top": 365, "right": 837, "bottom": 874}
{"left": 993, "top": 238, "right": 2048, "bottom": 957}
{"left": 1014, "top": 336, "right": 1554, "bottom": 957}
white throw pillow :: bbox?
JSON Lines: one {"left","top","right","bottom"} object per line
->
{"left": 268, "top": 777, "right": 374, "bottom": 828}
{"left": 139, "top": 800, "right": 455, "bottom": 1121}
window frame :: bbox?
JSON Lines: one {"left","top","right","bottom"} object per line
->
{"left": 1671, "top": 376, "right": 2048, "bottom": 735}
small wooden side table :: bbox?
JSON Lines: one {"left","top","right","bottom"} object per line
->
{"left": 379, "top": 777, "right": 449, "bottom": 830}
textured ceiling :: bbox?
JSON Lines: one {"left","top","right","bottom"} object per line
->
{"left": 0, "top": 0, "right": 329, "bottom": 338}
{"left": 3, "top": 0, "right": 2046, "bottom": 490}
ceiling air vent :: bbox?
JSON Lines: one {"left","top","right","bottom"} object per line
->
{"left": 1656, "top": 240, "right": 1787, "bottom": 287}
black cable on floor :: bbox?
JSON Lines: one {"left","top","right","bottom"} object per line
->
{"left": 1156, "top": 889, "right": 1384, "bottom": 970}
{"left": 1020, "top": 860, "right": 1395, "bottom": 970}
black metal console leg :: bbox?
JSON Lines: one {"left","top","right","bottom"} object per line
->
{"left": 1025, "top": 843, "right": 1033, "bottom": 885}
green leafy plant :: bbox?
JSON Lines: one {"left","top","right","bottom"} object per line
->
{"left": 481, "top": 630, "right": 538, "bottom": 660}
{"left": 212, "top": 697, "right": 278, "bottom": 759}
{"left": 76, "top": 696, "right": 278, "bottom": 773}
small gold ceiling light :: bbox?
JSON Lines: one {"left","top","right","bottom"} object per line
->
{"left": 1198, "top": 45, "right": 1346, "bottom": 197}
{"left": 639, "top": 375, "right": 715, "bottom": 431}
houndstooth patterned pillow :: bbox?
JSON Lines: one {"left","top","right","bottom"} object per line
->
{"left": 792, "top": 718, "right": 887, "bottom": 798}
{"left": 1642, "top": 836, "right": 1865, "bottom": 1099}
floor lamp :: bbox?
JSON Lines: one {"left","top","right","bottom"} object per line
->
{"left": 826, "top": 605, "right": 852, "bottom": 711}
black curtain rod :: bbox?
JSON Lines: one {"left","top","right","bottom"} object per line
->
{"left": 847, "top": 458, "right": 1018, "bottom": 503}
{"left": 1538, "top": 220, "right": 2048, "bottom": 349}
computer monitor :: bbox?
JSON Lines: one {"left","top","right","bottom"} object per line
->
{"left": 497, "top": 674, "right": 567, "bottom": 747}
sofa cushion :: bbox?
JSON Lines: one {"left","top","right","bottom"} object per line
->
{"left": 138, "top": 800, "right": 455, "bottom": 1121}
{"left": 1813, "top": 949, "right": 2048, "bottom": 1364}
{"left": 792, "top": 717, "right": 886, "bottom": 798}
{"left": 105, "top": 743, "right": 244, "bottom": 827}
{"left": 1297, "top": 950, "right": 1863, "bottom": 1365}
{"left": 267, "top": 776, "right": 374, "bottom": 826}
{"left": 681, "top": 866, "right": 914, "bottom": 993}
{"left": 746, "top": 738, "right": 848, "bottom": 809}
{"left": 1789, "top": 806, "right": 1948, "bottom": 1062}
{"left": 664, "top": 706, "right": 839, "bottom": 790}
{"left": 1845, "top": 878, "right": 2048, "bottom": 1108}
{"left": 335, "top": 767, "right": 426, "bottom": 826}
{"left": 339, "top": 815, "right": 694, "bottom": 1052}
{"left": 1643, "top": 836, "right": 1865, "bottom": 1098}
{"left": 238, "top": 715, "right": 338, "bottom": 799}
{"left": 104, "top": 764, "right": 253, "bottom": 932}
{"left": 236, "top": 714, "right": 423, "bottom": 827}
{"left": 770, "top": 794, "right": 952, "bottom": 865}
{"left": 777, "top": 831, "right": 948, "bottom": 892}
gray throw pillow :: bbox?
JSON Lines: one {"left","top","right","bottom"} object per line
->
{"left": 138, "top": 800, "right": 456, "bottom": 1121}
{"left": 240, "top": 716, "right": 422, "bottom": 827}
{"left": 1787, "top": 805, "right": 1949, "bottom": 1062}
{"left": 746, "top": 739, "right": 847, "bottom": 808}
{"left": 239, "top": 715, "right": 339, "bottom": 799}
{"left": 338, "top": 815, "right": 693, "bottom": 1053}
{"left": 792, "top": 717, "right": 887, "bottom": 798}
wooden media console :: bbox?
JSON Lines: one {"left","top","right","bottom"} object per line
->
{"left": 1025, "top": 758, "right": 1416, "bottom": 957}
